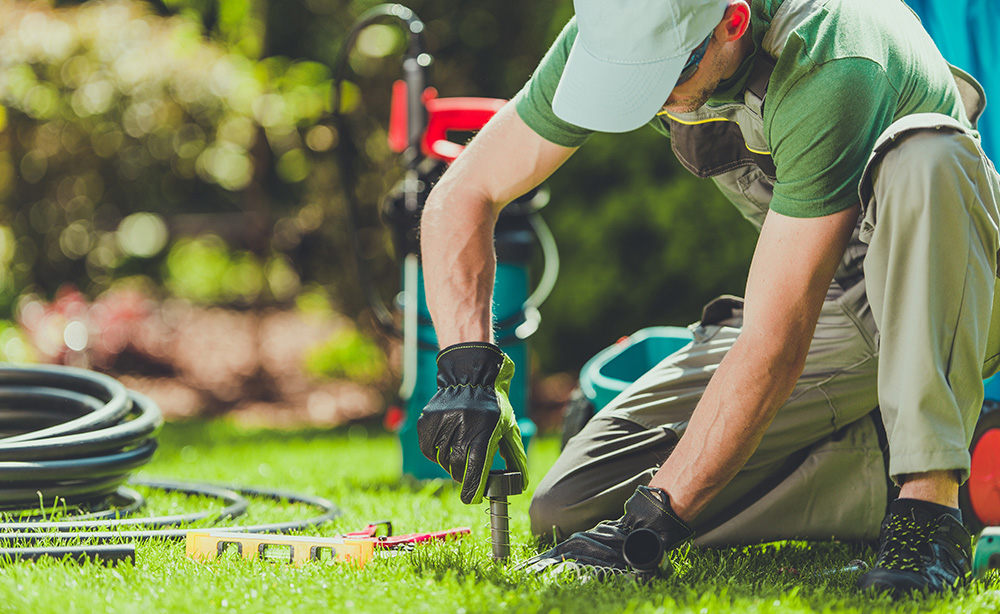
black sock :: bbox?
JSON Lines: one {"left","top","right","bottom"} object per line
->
{"left": 890, "top": 497, "right": 962, "bottom": 523}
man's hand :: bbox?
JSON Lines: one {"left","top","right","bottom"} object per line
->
{"left": 520, "top": 485, "right": 694, "bottom": 577}
{"left": 417, "top": 342, "right": 529, "bottom": 504}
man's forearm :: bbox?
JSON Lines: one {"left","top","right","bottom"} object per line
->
{"left": 417, "top": 104, "right": 577, "bottom": 348}
{"left": 647, "top": 205, "right": 860, "bottom": 524}
{"left": 420, "top": 183, "right": 499, "bottom": 347}
{"left": 648, "top": 324, "right": 811, "bottom": 522}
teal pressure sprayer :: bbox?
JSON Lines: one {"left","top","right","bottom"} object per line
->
{"left": 334, "top": 4, "right": 557, "bottom": 479}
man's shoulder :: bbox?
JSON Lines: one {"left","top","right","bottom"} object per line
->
{"left": 763, "top": 0, "right": 934, "bottom": 65}
{"left": 763, "top": 0, "right": 962, "bottom": 128}
{"left": 512, "top": 17, "right": 594, "bottom": 148}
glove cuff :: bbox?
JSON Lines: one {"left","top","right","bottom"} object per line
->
{"left": 435, "top": 342, "right": 509, "bottom": 388}
{"left": 623, "top": 485, "right": 695, "bottom": 549}
{"left": 436, "top": 341, "right": 503, "bottom": 361}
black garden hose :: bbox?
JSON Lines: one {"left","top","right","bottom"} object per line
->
{"left": 0, "top": 365, "right": 161, "bottom": 509}
{"left": 0, "top": 364, "right": 341, "bottom": 559}
{"left": 0, "top": 479, "right": 341, "bottom": 543}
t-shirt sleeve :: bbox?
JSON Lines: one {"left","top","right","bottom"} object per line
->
{"left": 511, "top": 17, "right": 594, "bottom": 148}
{"left": 766, "top": 57, "right": 898, "bottom": 218}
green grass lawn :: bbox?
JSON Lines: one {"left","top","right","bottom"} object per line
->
{"left": 2, "top": 420, "right": 1000, "bottom": 613}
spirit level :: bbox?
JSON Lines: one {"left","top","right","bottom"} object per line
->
{"left": 185, "top": 524, "right": 471, "bottom": 567}
{"left": 186, "top": 531, "right": 376, "bottom": 567}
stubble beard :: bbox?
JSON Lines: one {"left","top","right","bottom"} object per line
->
{"left": 660, "top": 40, "right": 735, "bottom": 114}
{"left": 661, "top": 83, "right": 717, "bottom": 114}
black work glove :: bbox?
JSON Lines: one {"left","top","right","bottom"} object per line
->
{"left": 519, "top": 485, "right": 694, "bottom": 578}
{"left": 417, "top": 342, "right": 529, "bottom": 505}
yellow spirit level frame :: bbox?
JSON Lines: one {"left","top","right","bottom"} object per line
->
{"left": 185, "top": 531, "right": 376, "bottom": 567}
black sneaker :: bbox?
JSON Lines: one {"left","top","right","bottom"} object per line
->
{"left": 857, "top": 499, "right": 972, "bottom": 597}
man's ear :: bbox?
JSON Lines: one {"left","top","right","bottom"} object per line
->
{"left": 719, "top": 1, "right": 751, "bottom": 42}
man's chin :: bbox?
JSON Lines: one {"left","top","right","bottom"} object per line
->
{"left": 661, "top": 102, "right": 702, "bottom": 114}
{"left": 661, "top": 86, "right": 717, "bottom": 115}
{"left": 660, "top": 95, "right": 711, "bottom": 115}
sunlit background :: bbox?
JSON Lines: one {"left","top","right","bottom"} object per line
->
{"left": 1, "top": 0, "right": 989, "bottom": 427}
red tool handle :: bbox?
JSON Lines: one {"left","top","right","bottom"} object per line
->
{"left": 388, "top": 80, "right": 507, "bottom": 163}
{"left": 376, "top": 526, "right": 471, "bottom": 547}
{"left": 343, "top": 522, "right": 471, "bottom": 548}
{"left": 343, "top": 520, "right": 392, "bottom": 538}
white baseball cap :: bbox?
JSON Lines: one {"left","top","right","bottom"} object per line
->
{"left": 553, "top": 0, "right": 731, "bottom": 133}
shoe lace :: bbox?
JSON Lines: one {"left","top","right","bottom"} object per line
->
{"left": 547, "top": 558, "right": 631, "bottom": 584}
{"left": 877, "top": 513, "right": 936, "bottom": 572}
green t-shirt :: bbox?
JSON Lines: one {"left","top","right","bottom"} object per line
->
{"left": 512, "top": 0, "right": 970, "bottom": 218}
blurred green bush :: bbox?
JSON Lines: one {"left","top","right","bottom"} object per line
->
{"left": 304, "top": 327, "right": 387, "bottom": 385}
{"left": 0, "top": 0, "right": 758, "bottom": 375}
{"left": 0, "top": 0, "right": 338, "bottom": 311}
{"left": 164, "top": 234, "right": 300, "bottom": 304}
{"left": 0, "top": 318, "right": 34, "bottom": 363}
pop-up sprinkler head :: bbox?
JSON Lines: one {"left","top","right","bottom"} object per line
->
{"left": 485, "top": 470, "right": 523, "bottom": 561}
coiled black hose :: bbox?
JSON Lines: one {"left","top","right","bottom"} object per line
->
{"left": 0, "top": 364, "right": 161, "bottom": 510}
{"left": 0, "top": 364, "right": 340, "bottom": 555}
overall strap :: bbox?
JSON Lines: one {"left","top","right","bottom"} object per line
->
{"left": 744, "top": 52, "right": 776, "bottom": 120}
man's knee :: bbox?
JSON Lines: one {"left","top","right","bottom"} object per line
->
{"left": 872, "top": 126, "right": 986, "bottom": 217}
{"left": 527, "top": 458, "right": 615, "bottom": 543}
{"left": 528, "top": 483, "right": 565, "bottom": 544}
{"left": 527, "top": 471, "right": 643, "bottom": 543}
{"left": 527, "top": 414, "right": 674, "bottom": 542}
{"left": 881, "top": 128, "right": 973, "bottom": 171}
